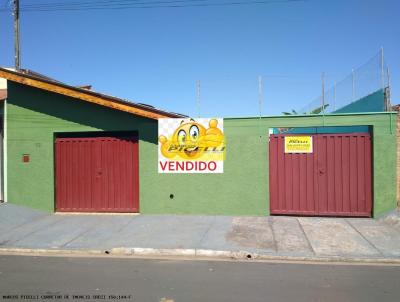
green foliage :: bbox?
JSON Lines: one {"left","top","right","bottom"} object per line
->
{"left": 309, "top": 104, "right": 329, "bottom": 114}
{"left": 282, "top": 104, "right": 329, "bottom": 115}
{"left": 282, "top": 109, "right": 299, "bottom": 115}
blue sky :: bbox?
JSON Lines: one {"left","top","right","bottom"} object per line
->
{"left": 0, "top": 0, "right": 398, "bottom": 117}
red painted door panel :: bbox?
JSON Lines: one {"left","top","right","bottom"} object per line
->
{"left": 269, "top": 133, "right": 372, "bottom": 217}
{"left": 55, "top": 136, "right": 139, "bottom": 212}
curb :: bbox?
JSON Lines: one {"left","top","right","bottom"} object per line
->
{"left": 1, "top": 247, "right": 400, "bottom": 264}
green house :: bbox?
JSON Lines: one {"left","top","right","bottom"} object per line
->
{"left": 0, "top": 68, "right": 397, "bottom": 218}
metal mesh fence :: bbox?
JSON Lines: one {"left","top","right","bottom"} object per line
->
{"left": 297, "top": 50, "right": 388, "bottom": 115}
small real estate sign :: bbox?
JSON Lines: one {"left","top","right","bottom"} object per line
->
{"left": 158, "top": 118, "right": 225, "bottom": 173}
{"left": 284, "top": 136, "right": 313, "bottom": 153}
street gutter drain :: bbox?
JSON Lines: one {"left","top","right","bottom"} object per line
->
{"left": 247, "top": 254, "right": 252, "bottom": 259}
{"left": 104, "top": 250, "right": 110, "bottom": 255}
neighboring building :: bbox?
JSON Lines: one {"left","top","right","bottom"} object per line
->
{"left": 0, "top": 67, "right": 397, "bottom": 218}
{"left": 0, "top": 77, "right": 5, "bottom": 202}
{"left": 392, "top": 104, "right": 400, "bottom": 207}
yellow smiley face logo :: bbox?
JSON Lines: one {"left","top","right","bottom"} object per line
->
{"left": 171, "top": 121, "right": 207, "bottom": 159}
{"left": 159, "top": 119, "right": 225, "bottom": 160}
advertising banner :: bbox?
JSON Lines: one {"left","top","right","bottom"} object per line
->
{"left": 158, "top": 118, "right": 225, "bottom": 173}
{"left": 284, "top": 136, "right": 313, "bottom": 153}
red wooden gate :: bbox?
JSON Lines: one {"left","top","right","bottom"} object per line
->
{"left": 55, "top": 136, "right": 139, "bottom": 212}
{"left": 269, "top": 133, "right": 372, "bottom": 217}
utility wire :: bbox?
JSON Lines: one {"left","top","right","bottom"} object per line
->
{"left": 0, "top": 0, "right": 304, "bottom": 12}
{"left": 21, "top": 0, "right": 210, "bottom": 11}
{"left": 22, "top": 0, "right": 209, "bottom": 9}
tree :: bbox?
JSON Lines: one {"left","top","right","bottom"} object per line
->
{"left": 282, "top": 109, "right": 299, "bottom": 115}
{"left": 309, "top": 104, "right": 329, "bottom": 114}
{"left": 282, "top": 104, "right": 329, "bottom": 115}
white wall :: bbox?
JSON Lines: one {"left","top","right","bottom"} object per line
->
{"left": 0, "top": 78, "right": 6, "bottom": 89}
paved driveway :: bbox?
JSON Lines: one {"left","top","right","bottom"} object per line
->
{"left": 0, "top": 203, "right": 399, "bottom": 260}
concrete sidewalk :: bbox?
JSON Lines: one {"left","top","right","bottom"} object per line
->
{"left": 1, "top": 203, "right": 400, "bottom": 262}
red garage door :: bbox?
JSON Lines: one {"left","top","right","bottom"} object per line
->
{"left": 269, "top": 133, "right": 372, "bottom": 217}
{"left": 55, "top": 135, "right": 139, "bottom": 212}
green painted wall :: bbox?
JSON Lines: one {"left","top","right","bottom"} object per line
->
{"left": 6, "top": 82, "right": 157, "bottom": 212}
{"left": 6, "top": 82, "right": 398, "bottom": 217}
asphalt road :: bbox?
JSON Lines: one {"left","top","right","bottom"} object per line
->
{"left": 0, "top": 255, "right": 399, "bottom": 302}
